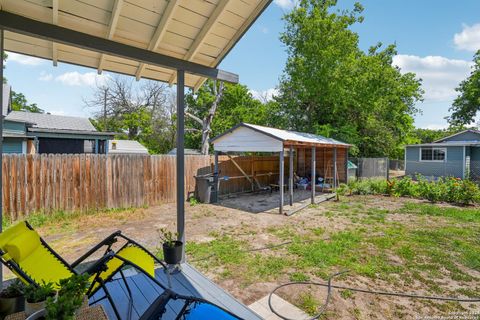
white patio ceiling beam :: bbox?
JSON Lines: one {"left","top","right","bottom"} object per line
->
{"left": 0, "top": 11, "right": 239, "bottom": 83}
{"left": 168, "top": 0, "right": 230, "bottom": 85}
{"left": 52, "top": 0, "right": 58, "bottom": 66}
{"left": 135, "top": 0, "right": 178, "bottom": 81}
{"left": 98, "top": 0, "right": 124, "bottom": 74}
{"left": 193, "top": 0, "right": 272, "bottom": 91}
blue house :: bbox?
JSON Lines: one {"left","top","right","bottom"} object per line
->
{"left": 405, "top": 130, "right": 480, "bottom": 181}
{"left": 2, "top": 84, "right": 114, "bottom": 154}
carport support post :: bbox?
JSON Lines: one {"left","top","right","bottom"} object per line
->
{"left": 311, "top": 147, "right": 315, "bottom": 204}
{"left": 289, "top": 146, "right": 293, "bottom": 206}
{"left": 0, "top": 28, "right": 3, "bottom": 287}
{"left": 213, "top": 151, "right": 219, "bottom": 203}
{"left": 176, "top": 69, "right": 185, "bottom": 262}
{"left": 333, "top": 147, "right": 337, "bottom": 189}
{"left": 279, "top": 150, "right": 284, "bottom": 214}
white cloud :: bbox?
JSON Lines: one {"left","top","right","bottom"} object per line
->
{"left": 6, "top": 52, "right": 45, "bottom": 66}
{"left": 38, "top": 71, "right": 53, "bottom": 81}
{"left": 261, "top": 26, "right": 269, "bottom": 34}
{"left": 273, "top": 0, "right": 298, "bottom": 10}
{"left": 250, "top": 88, "right": 279, "bottom": 102}
{"left": 392, "top": 54, "right": 472, "bottom": 102}
{"left": 55, "top": 71, "right": 109, "bottom": 87}
{"left": 453, "top": 23, "right": 480, "bottom": 52}
{"left": 424, "top": 123, "right": 448, "bottom": 130}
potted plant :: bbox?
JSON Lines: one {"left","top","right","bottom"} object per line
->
{"left": 159, "top": 228, "right": 183, "bottom": 265}
{"left": 43, "top": 274, "right": 90, "bottom": 320}
{"left": 24, "top": 281, "right": 55, "bottom": 316}
{"left": 0, "top": 279, "right": 25, "bottom": 317}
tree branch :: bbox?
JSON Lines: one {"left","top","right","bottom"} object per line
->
{"left": 185, "top": 111, "right": 203, "bottom": 126}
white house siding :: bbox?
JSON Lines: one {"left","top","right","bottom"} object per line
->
{"left": 213, "top": 126, "right": 284, "bottom": 152}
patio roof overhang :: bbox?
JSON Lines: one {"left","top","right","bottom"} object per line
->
{"left": 0, "top": 0, "right": 273, "bottom": 276}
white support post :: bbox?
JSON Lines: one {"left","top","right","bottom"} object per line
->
{"left": 289, "top": 146, "right": 294, "bottom": 206}
{"left": 311, "top": 147, "right": 315, "bottom": 204}
{"left": 279, "top": 150, "right": 284, "bottom": 214}
{"left": 333, "top": 147, "right": 337, "bottom": 189}
{"left": 176, "top": 69, "right": 185, "bottom": 262}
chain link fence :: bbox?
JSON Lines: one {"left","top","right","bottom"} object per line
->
{"left": 350, "top": 158, "right": 389, "bottom": 179}
{"left": 470, "top": 160, "right": 480, "bottom": 182}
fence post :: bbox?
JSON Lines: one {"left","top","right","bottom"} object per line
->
{"left": 386, "top": 157, "right": 390, "bottom": 180}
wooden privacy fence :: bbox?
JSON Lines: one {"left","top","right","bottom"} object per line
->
{"left": 2, "top": 154, "right": 283, "bottom": 219}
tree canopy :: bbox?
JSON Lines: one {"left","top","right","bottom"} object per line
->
{"left": 448, "top": 50, "right": 480, "bottom": 127}
{"left": 273, "top": 0, "right": 423, "bottom": 158}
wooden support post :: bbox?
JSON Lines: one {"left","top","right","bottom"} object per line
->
{"left": 289, "top": 146, "right": 294, "bottom": 206}
{"left": 279, "top": 150, "right": 284, "bottom": 214}
{"left": 311, "top": 147, "right": 315, "bottom": 204}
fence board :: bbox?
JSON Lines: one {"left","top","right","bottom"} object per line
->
{"left": 1, "top": 154, "right": 309, "bottom": 219}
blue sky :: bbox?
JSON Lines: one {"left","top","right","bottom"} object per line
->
{"left": 5, "top": 0, "right": 480, "bottom": 129}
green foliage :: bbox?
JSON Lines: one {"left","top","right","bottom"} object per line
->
{"left": 341, "top": 176, "right": 480, "bottom": 205}
{"left": 45, "top": 274, "right": 89, "bottom": 320}
{"left": 0, "top": 279, "right": 25, "bottom": 298}
{"left": 11, "top": 91, "right": 44, "bottom": 113}
{"left": 158, "top": 228, "right": 179, "bottom": 248}
{"left": 448, "top": 50, "right": 480, "bottom": 126}
{"left": 275, "top": 0, "right": 423, "bottom": 158}
{"left": 24, "top": 281, "right": 55, "bottom": 303}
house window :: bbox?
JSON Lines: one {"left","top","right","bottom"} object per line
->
{"left": 420, "top": 147, "right": 446, "bottom": 161}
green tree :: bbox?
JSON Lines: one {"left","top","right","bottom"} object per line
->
{"left": 185, "top": 80, "right": 272, "bottom": 152}
{"left": 275, "top": 0, "right": 423, "bottom": 158}
{"left": 448, "top": 50, "right": 480, "bottom": 126}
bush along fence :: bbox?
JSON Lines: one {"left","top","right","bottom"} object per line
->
{"left": 2, "top": 154, "right": 283, "bottom": 220}
{"left": 338, "top": 176, "right": 480, "bottom": 205}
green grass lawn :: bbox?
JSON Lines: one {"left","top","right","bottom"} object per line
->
{"left": 187, "top": 196, "right": 480, "bottom": 318}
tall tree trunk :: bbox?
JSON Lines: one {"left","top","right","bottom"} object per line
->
{"left": 200, "top": 81, "right": 224, "bottom": 154}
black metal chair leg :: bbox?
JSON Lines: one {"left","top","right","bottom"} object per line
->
{"left": 120, "top": 269, "right": 134, "bottom": 320}
{"left": 101, "top": 282, "right": 123, "bottom": 320}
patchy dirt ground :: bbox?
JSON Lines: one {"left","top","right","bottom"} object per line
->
{"left": 10, "top": 194, "right": 480, "bottom": 319}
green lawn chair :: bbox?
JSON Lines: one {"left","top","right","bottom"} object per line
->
{"left": 0, "top": 221, "right": 169, "bottom": 320}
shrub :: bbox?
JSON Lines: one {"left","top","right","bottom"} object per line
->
{"left": 339, "top": 175, "right": 480, "bottom": 205}
{"left": 25, "top": 281, "right": 55, "bottom": 303}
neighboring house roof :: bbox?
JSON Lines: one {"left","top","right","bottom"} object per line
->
{"left": 211, "top": 123, "right": 350, "bottom": 147}
{"left": 109, "top": 140, "right": 148, "bottom": 154}
{"left": 433, "top": 129, "right": 480, "bottom": 143}
{"left": 5, "top": 111, "right": 97, "bottom": 132}
{"left": 2, "top": 84, "right": 11, "bottom": 116}
{"left": 168, "top": 148, "right": 203, "bottom": 155}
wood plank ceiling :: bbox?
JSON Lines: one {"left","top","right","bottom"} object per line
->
{"left": 0, "top": 0, "right": 271, "bottom": 88}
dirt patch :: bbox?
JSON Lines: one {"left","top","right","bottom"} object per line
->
{"left": 9, "top": 194, "right": 479, "bottom": 319}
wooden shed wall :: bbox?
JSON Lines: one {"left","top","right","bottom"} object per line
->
{"left": 297, "top": 147, "right": 347, "bottom": 183}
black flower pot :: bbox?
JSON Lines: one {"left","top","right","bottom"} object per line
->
{"left": 162, "top": 241, "right": 183, "bottom": 265}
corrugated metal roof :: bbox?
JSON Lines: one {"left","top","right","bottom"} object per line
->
{"left": 109, "top": 140, "right": 148, "bottom": 154}
{"left": 5, "top": 111, "right": 97, "bottom": 132}
{"left": 1, "top": 0, "right": 271, "bottom": 89}
{"left": 211, "top": 123, "right": 350, "bottom": 147}
{"left": 406, "top": 142, "right": 480, "bottom": 147}
{"left": 2, "top": 84, "right": 11, "bottom": 116}
{"left": 243, "top": 123, "right": 350, "bottom": 146}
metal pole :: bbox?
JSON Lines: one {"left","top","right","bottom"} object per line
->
{"left": 289, "top": 146, "right": 293, "bottom": 206}
{"left": 213, "top": 151, "right": 219, "bottom": 203}
{"left": 0, "top": 28, "right": 4, "bottom": 287}
{"left": 176, "top": 69, "right": 185, "bottom": 262}
{"left": 103, "top": 88, "right": 108, "bottom": 131}
{"left": 333, "top": 147, "right": 337, "bottom": 189}
{"left": 279, "top": 150, "right": 284, "bottom": 214}
{"left": 311, "top": 147, "right": 315, "bottom": 204}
